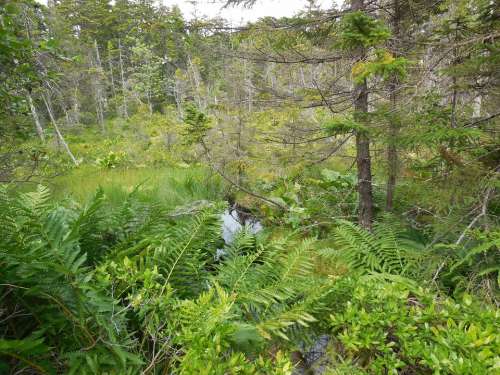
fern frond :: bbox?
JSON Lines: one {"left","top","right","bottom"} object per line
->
{"left": 17, "top": 185, "right": 52, "bottom": 218}
{"left": 328, "top": 220, "right": 423, "bottom": 275}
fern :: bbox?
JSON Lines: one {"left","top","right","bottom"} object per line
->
{"left": 0, "top": 185, "right": 353, "bottom": 373}
{"left": 442, "top": 231, "right": 500, "bottom": 300}
{"left": 0, "top": 186, "right": 141, "bottom": 374}
{"left": 112, "top": 207, "right": 222, "bottom": 298}
{"left": 448, "top": 235, "right": 500, "bottom": 277}
{"left": 0, "top": 335, "right": 54, "bottom": 374}
{"left": 321, "top": 220, "right": 424, "bottom": 275}
{"left": 213, "top": 233, "right": 332, "bottom": 341}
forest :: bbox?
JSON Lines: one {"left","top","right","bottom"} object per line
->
{"left": 0, "top": 0, "right": 499, "bottom": 373}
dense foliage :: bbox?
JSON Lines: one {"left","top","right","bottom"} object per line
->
{"left": 1, "top": 0, "right": 499, "bottom": 373}
{"left": 1, "top": 186, "right": 498, "bottom": 373}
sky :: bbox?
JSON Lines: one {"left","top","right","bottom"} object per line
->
{"left": 161, "top": 0, "right": 338, "bottom": 24}
{"left": 35, "top": 0, "right": 341, "bottom": 25}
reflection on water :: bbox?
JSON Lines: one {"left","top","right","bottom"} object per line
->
{"left": 220, "top": 209, "right": 263, "bottom": 245}
{"left": 216, "top": 209, "right": 263, "bottom": 261}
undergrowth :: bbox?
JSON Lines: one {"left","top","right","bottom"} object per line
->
{"left": 1, "top": 185, "right": 498, "bottom": 374}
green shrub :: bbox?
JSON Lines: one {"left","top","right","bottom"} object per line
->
{"left": 95, "top": 150, "right": 127, "bottom": 168}
{"left": 328, "top": 276, "right": 500, "bottom": 374}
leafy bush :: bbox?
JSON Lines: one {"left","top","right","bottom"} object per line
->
{"left": 262, "top": 169, "right": 358, "bottom": 230}
{"left": 96, "top": 150, "right": 127, "bottom": 168}
{"left": 328, "top": 276, "right": 500, "bottom": 374}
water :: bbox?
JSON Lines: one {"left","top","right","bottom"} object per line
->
{"left": 220, "top": 208, "right": 263, "bottom": 244}
{"left": 216, "top": 208, "right": 263, "bottom": 260}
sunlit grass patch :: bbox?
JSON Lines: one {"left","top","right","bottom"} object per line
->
{"left": 50, "top": 164, "right": 224, "bottom": 208}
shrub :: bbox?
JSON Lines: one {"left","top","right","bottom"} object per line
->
{"left": 328, "top": 276, "right": 500, "bottom": 374}
{"left": 96, "top": 150, "right": 127, "bottom": 168}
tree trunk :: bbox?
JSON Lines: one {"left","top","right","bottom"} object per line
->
{"left": 354, "top": 82, "right": 373, "bottom": 230}
{"left": 450, "top": 76, "right": 458, "bottom": 128}
{"left": 187, "top": 55, "right": 204, "bottom": 110}
{"left": 108, "top": 46, "right": 116, "bottom": 97}
{"left": 236, "top": 100, "right": 244, "bottom": 186}
{"left": 27, "top": 93, "right": 45, "bottom": 142}
{"left": 95, "top": 40, "right": 106, "bottom": 132}
{"left": 472, "top": 94, "right": 482, "bottom": 118}
{"left": 118, "top": 38, "right": 128, "bottom": 119}
{"left": 174, "top": 75, "right": 183, "bottom": 118}
{"left": 41, "top": 93, "right": 78, "bottom": 165}
{"left": 91, "top": 58, "right": 105, "bottom": 133}
{"left": 72, "top": 86, "right": 80, "bottom": 124}
{"left": 352, "top": 0, "right": 373, "bottom": 230}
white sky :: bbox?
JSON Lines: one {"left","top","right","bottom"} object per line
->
{"left": 35, "top": 0, "right": 341, "bottom": 25}
{"left": 161, "top": 0, "right": 339, "bottom": 24}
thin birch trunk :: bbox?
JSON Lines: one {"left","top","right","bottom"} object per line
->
{"left": 187, "top": 55, "right": 204, "bottom": 110}
{"left": 473, "top": 95, "right": 482, "bottom": 118}
{"left": 72, "top": 86, "right": 80, "bottom": 124}
{"left": 27, "top": 93, "right": 45, "bottom": 142}
{"left": 41, "top": 93, "right": 78, "bottom": 165}
{"left": 108, "top": 46, "right": 116, "bottom": 97}
{"left": 173, "top": 75, "right": 183, "bottom": 118}
{"left": 118, "top": 38, "right": 128, "bottom": 119}
{"left": 244, "top": 60, "right": 253, "bottom": 112}
{"left": 94, "top": 40, "right": 106, "bottom": 132}
{"left": 90, "top": 57, "right": 105, "bottom": 132}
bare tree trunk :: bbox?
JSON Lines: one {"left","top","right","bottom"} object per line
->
{"left": 299, "top": 67, "right": 307, "bottom": 88}
{"left": 244, "top": 60, "right": 253, "bottom": 112}
{"left": 41, "top": 93, "right": 78, "bottom": 165}
{"left": 118, "top": 38, "right": 128, "bottom": 119}
{"left": 91, "top": 58, "right": 105, "bottom": 133}
{"left": 72, "top": 86, "right": 80, "bottom": 124}
{"left": 147, "top": 90, "right": 153, "bottom": 115}
{"left": 472, "top": 94, "right": 482, "bottom": 118}
{"left": 108, "top": 46, "right": 116, "bottom": 97}
{"left": 450, "top": 76, "right": 458, "bottom": 128}
{"left": 187, "top": 55, "right": 204, "bottom": 110}
{"left": 236, "top": 99, "right": 244, "bottom": 186}
{"left": 27, "top": 93, "right": 45, "bottom": 142}
{"left": 174, "top": 76, "right": 183, "bottom": 118}
{"left": 92, "top": 40, "right": 106, "bottom": 132}
{"left": 144, "top": 53, "right": 153, "bottom": 116}
{"left": 450, "top": 27, "right": 459, "bottom": 128}
{"left": 352, "top": 0, "right": 373, "bottom": 230}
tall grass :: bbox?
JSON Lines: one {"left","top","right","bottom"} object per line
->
{"left": 51, "top": 165, "right": 224, "bottom": 208}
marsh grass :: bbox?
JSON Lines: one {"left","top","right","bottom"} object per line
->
{"left": 51, "top": 165, "right": 224, "bottom": 208}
